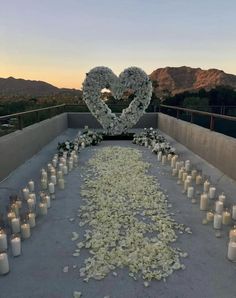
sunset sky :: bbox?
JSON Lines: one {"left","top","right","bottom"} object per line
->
{"left": 1, "top": 0, "right": 236, "bottom": 89}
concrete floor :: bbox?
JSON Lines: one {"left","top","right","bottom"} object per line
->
{"left": 0, "top": 128, "right": 236, "bottom": 298}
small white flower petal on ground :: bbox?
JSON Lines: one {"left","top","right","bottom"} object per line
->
{"left": 73, "top": 291, "right": 82, "bottom": 298}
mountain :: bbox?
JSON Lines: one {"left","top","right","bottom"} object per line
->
{"left": 149, "top": 66, "right": 236, "bottom": 98}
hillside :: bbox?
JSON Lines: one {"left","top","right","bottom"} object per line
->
{"left": 150, "top": 66, "right": 236, "bottom": 98}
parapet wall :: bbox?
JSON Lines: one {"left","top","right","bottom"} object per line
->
{"left": 158, "top": 113, "right": 236, "bottom": 181}
{"left": 0, "top": 113, "right": 68, "bottom": 181}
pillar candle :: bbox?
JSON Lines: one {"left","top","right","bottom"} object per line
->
{"left": 206, "top": 211, "right": 214, "bottom": 222}
{"left": 219, "top": 193, "right": 226, "bottom": 204}
{"left": 58, "top": 163, "right": 64, "bottom": 171}
{"left": 0, "top": 253, "right": 9, "bottom": 275}
{"left": 185, "top": 161, "right": 191, "bottom": 172}
{"left": 196, "top": 174, "right": 202, "bottom": 185}
{"left": 172, "top": 168, "right": 178, "bottom": 177}
{"left": 187, "top": 175, "right": 192, "bottom": 182}
{"left": 11, "top": 203, "right": 19, "bottom": 217}
{"left": 50, "top": 167, "right": 56, "bottom": 176}
{"left": 167, "top": 154, "right": 172, "bottom": 161}
{"left": 47, "top": 163, "right": 52, "bottom": 172}
{"left": 15, "top": 199, "right": 22, "bottom": 209}
{"left": 11, "top": 236, "right": 21, "bottom": 257}
{"left": 11, "top": 218, "right": 21, "bottom": 234}
{"left": 39, "top": 202, "right": 48, "bottom": 216}
{"left": 215, "top": 200, "right": 224, "bottom": 214}
{"left": 185, "top": 160, "right": 190, "bottom": 167}
{"left": 68, "top": 161, "right": 73, "bottom": 172}
{"left": 7, "top": 211, "right": 16, "bottom": 224}
{"left": 227, "top": 241, "right": 236, "bottom": 262}
{"left": 73, "top": 155, "right": 78, "bottom": 167}
{"left": 41, "top": 179, "right": 47, "bottom": 190}
{"left": 28, "top": 180, "right": 35, "bottom": 192}
{"left": 52, "top": 159, "right": 57, "bottom": 168}
{"left": 41, "top": 169, "right": 47, "bottom": 180}
{"left": 63, "top": 165, "right": 68, "bottom": 175}
{"left": 229, "top": 226, "right": 236, "bottom": 241}
{"left": 232, "top": 205, "right": 236, "bottom": 220}
{"left": 48, "top": 182, "right": 55, "bottom": 194}
{"left": 178, "top": 168, "right": 184, "bottom": 180}
{"left": 57, "top": 170, "right": 63, "bottom": 179}
{"left": 203, "top": 180, "right": 210, "bottom": 193}
{"left": 81, "top": 142, "right": 85, "bottom": 149}
{"left": 157, "top": 151, "right": 162, "bottom": 162}
{"left": 213, "top": 213, "right": 222, "bottom": 229}
{"left": 58, "top": 178, "right": 65, "bottom": 190}
{"left": 200, "top": 193, "right": 208, "bottom": 211}
{"left": 175, "top": 161, "right": 180, "bottom": 171}
{"left": 22, "top": 188, "right": 29, "bottom": 200}
{"left": 161, "top": 155, "right": 166, "bottom": 165}
{"left": 45, "top": 195, "right": 51, "bottom": 208}
{"left": 51, "top": 175, "right": 57, "bottom": 185}
{"left": 171, "top": 156, "right": 176, "bottom": 168}
{"left": 187, "top": 186, "right": 194, "bottom": 199}
{"left": 29, "top": 193, "right": 36, "bottom": 204}
{"left": 209, "top": 187, "right": 216, "bottom": 199}
{"left": 0, "top": 230, "right": 7, "bottom": 252}
{"left": 191, "top": 170, "right": 197, "bottom": 180}
{"left": 28, "top": 212, "right": 36, "bottom": 228}
{"left": 21, "top": 223, "right": 31, "bottom": 239}
{"left": 184, "top": 179, "right": 191, "bottom": 192}
{"left": 182, "top": 172, "right": 188, "bottom": 182}
{"left": 222, "top": 210, "right": 231, "bottom": 225}
{"left": 27, "top": 197, "right": 35, "bottom": 210}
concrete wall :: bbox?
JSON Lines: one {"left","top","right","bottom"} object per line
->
{"left": 158, "top": 113, "right": 236, "bottom": 181}
{"left": 68, "top": 112, "right": 158, "bottom": 129}
{"left": 0, "top": 113, "right": 68, "bottom": 181}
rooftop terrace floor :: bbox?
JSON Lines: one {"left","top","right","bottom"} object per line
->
{"left": 0, "top": 129, "right": 236, "bottom": 298}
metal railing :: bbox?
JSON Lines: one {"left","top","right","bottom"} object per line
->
{"left": 159, "top": 104, "right": 236, "bottom": 137}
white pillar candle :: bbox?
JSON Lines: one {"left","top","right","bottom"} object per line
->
{"left": 167, "top": 154, "right": 172, "bottom": 161}
{"left": 27, "top": 198, "right": 35, "bottom": 210}
{"left": 11, "top": 218, "right": 21, "bottom": 234}
{"left": 196, "top": 174, "right": 202, "bottom": 185}
{"left": 48, "top": 182, "right": 55, "bottom": 194}
{"left": 157, "top": 151, "right": 162, "bottom": 162}
{"left": 51, "top": 175, "right": 57, "bottom": 185}
{"left": 218, "top": 193, "right": 226, "bottom": 204}
{"left": 161, "top": 155, "right": 166, "bottom": 165}
{"left": 41, "top": 169, "right": 48, "bottom": 180}
{"left": 39, "top": 202, "right": 48, "bottom": 216}
{"left": 63, "top": 165, "right": 68, "bottom": 175}
{"left": 57, "top": 170, "right": 63, "bottom": 179}
{"left": 58, "top": 163, "right": 64, "bottom": 171}
{"left": 29, "top": 193, "right": 36, "bottom": 204}
{"left": 232, "top": 205, "right": 236, "bottom": 220}
{"left": 222, "top": 210, "right": 231, "bottom": 225}
{"left": 178, "top": 168, "right": 184, "bottom": 180}
{"left": 50, "top": 167, "right": 56, "bottom": 176}
{"left": 0, "top": 253, "right": 9, "bottom": 275}
{"left": 15, "top": 199, "right": 22, "bottom": 209}
{"left": 58, "top": 178, "right": 65, "bottom": 190}
{"left": 45, "top": 195, "right": 51, "bottom": 208}
{"left": 213, "top": 213, "right": 222, "bottom": 229}
{"left": 187, "top": 186, "right": 194, "bottom": 199}
{"left": 182, "top": 172, "right": 188, "bottom": 182}
{"left": 41, "top": 179, "right": 47, "bottom": 190}
{"left": 171, "top": 156, "right": 176, "bottom": 168}
{"left": 22, "top": 188, "right": 29, "bottom": 200}
{"left": 73, "top": 155, "right": 78, "bottom": 167}
{"left": 184, "top": 179, "right": 190, "bottom": 192}
{"left": 175, "top": 161, "right": 180, "bottom": 171}
{"left": 47, "top": 163, "right": 52, "bottom": 172}
{"left": 200, "top": 193, "right": 208, "bottom": 211}
{"left": 11, "top": 203, "right": 19, "bottom": 217}
{"left": 172, "top": 168, "right": 178, "bottom": 176}
{"left": 227, "top": 241, "right": 236, "bottom": 262}
{"left": 191, "top": 170, "right": 197, "bottom": 180}
{"left": 68, "top": 161, "right": 73, "bottom": 172}
{"left": 0, "top": 231, "right": 7, "bottom": 252}
{"left": 209, "top": 187, "right": 216, "bottom": 199}
{"left": 203, "top": 180, "right": 210, "bottom": 193}
{"left": 206, "top": 211, "right": 214, "bottom": 222}
{"left": 28, "top": 212, "right": 36, "bottom": 228}
{"left": 229, "top": 227, "right": 236, "bottom": 241}
{"left": 21, "top": 223, "right": 31, "bottom": 239}
{"left": 28, "top": 180, "right": 35, "bottom": 192}
{"left": 11, "top": 237, "right": 21, "bottom": 257}
{"left": 7, "top": 211, "right": 16, "bottom": 224}
{"left": 215, "top": 200, "right": 224, "bottom": 214}
{"left": 52, "top": 159, "right": 57, "bottom": 168}
{"left": 81, "top": 142, "right": 85, "bottom": 149}
{"left": 185, "top": 161, "right": 191, "bottom": 172}
{"left": 187, "top": 175, "right": 192, "bottom": 182}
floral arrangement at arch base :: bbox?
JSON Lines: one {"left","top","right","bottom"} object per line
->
{"left": 82, "top": 66, "right": 153, "bottom": 135}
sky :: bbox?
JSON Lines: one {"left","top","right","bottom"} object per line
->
{"left": 0, "top": 0, "right": 236, "bottom": 89}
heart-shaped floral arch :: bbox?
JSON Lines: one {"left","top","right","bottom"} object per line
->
{"left": 82, "top": 66, "right": 153, "bottom": 135}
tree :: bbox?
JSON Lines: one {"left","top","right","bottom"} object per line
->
{"left": 182, "top": 97, "right": 209, "bottom": 111}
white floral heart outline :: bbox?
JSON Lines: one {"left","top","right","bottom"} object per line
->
{"left": 82, "top": 66, "right": 153, "bottom": 135}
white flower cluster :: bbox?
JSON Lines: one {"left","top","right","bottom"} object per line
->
{"left": 72, "top": 147, "right": 189, "bottom": 283}
{"left": 133, "top": 128, "right": 176, "bottom": 155}
{"left": 82, "top": 67, "right": 153, "bottom": 135}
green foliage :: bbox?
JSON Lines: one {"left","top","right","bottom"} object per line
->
{"left": 182, "top": 97, "right": 209, "bottom": 111}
